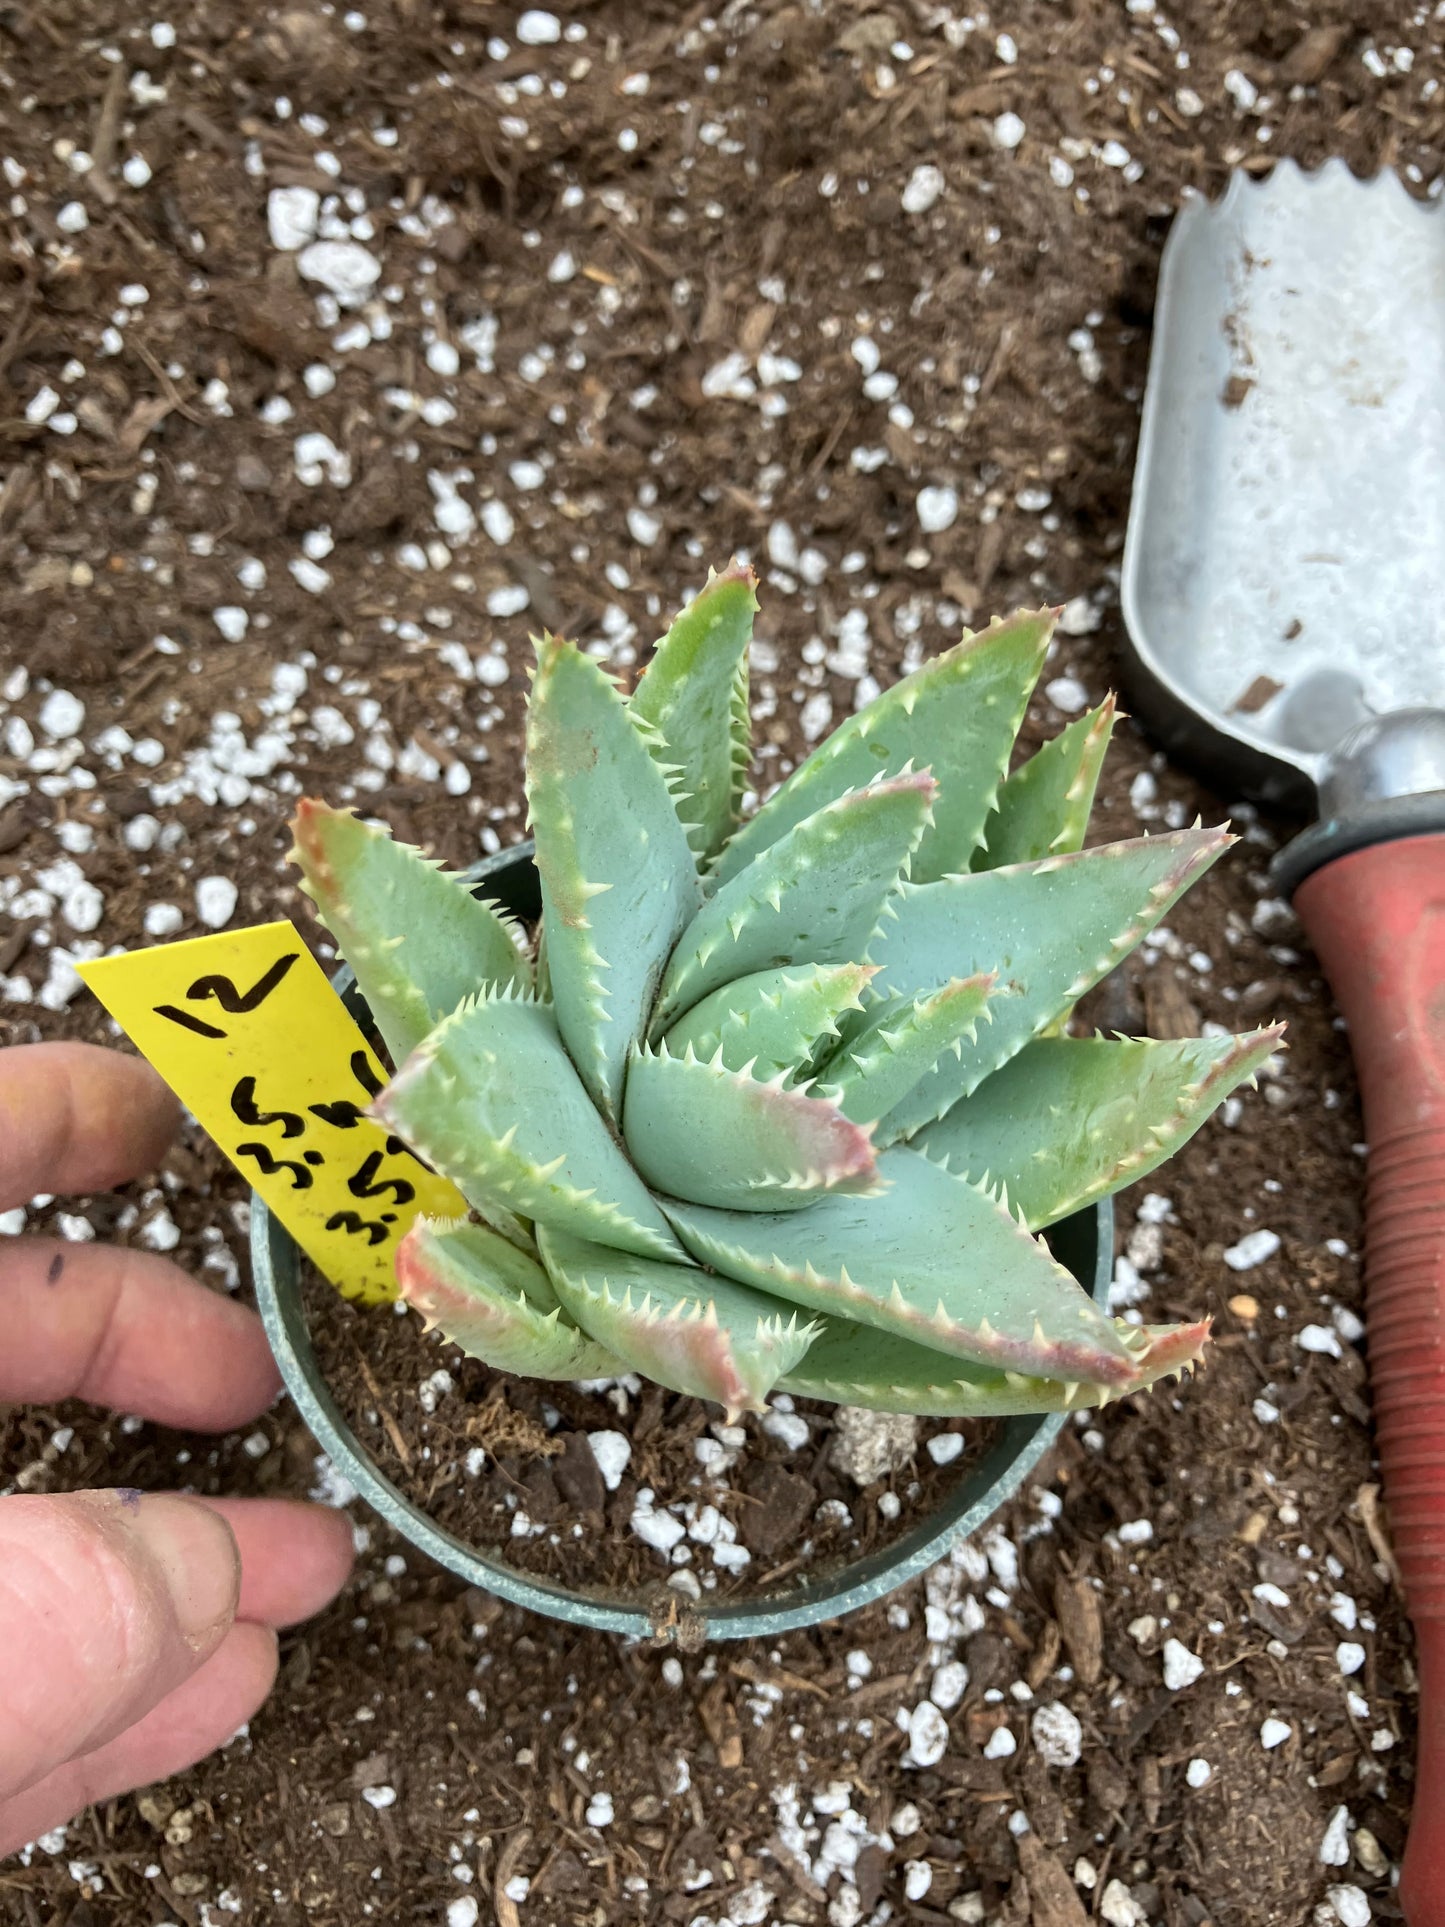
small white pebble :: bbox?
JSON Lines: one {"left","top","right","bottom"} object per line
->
{"left": 39, "top": 690, "right": 86, "bottom": 739}
{"left": 993, "top": 111, "right": 1026, "bottom": 150}
{"left": 631, "top": 1501, "right": 685, "bottom": 1555}
{"left": 268, "top": 185, "right": 320, "bottom": 251}
{"left": 57, "top": 201, "right": 89, "bottom": 234}
{"left": 903, "top": 1861, "right": 933, "bottom": 1902}
{"left": 1030, "top": 1702, "right": 1082, "bottom": 1768}
{"left": 1260, "top": 1718, "right": 1291, "bottom": 1749}
{"left": 1300, "top": 1323, "right": 1344, "bottom": 1359}
{"left": 1117, "top": 1519, "right": 1153, "bottom": 1546}
{"left": 889, "top": 1802, "right": 921, "bottom": 1840}
{"left": 447, "top": 1901, "right": 480, "bottom": 1927}
{"left": 905, "top": 1700, "right": 948, "bottom": 1768}
{"left": 516, "top": 8, "right": 561, "bottom": 43}
{"left": 1045, "top": 675, "right": 1089, "bottom": 714}
{"left": 144, "top": 902, "right": 184, "bottom": 938}
{"left": 297, "top": 240, "right": 381, "bottom": 303}
{"left": 1162, "top": 1638, "right": 1203, "bottom": 1690}
{"left": 761, "top": 1409, "right": 810, "bottom": 1451}
{"left": 1224, "top": 1228, "right": 1281, "bottom": 1271}
{"left": 360, "top": 1785, "right": 396, "bottom": 1809}
{"left": 585, "top": 1791, "right": 614, "bottom": 1828}
{"left": 587, "top": 1430, "right": 631, "bottom": 1491}
{"left": 1100, "top": 1880, "right": 1148, "bottom": 1927}
{"left": 1186, "top": 1758, "right": 1212, "bottom": 1788}
{"left": 1327, "top": 1888, "right": 1371, "bottom": 1927}
{"left": 916, "top": 484, "right": 959, "bottom": 534}
{"left": 213, "top": 606, "right": 248, "bottom": 643}
{"left": 195, "top": 876, "right": 238, "bottom": 930}
{"left": 1319, "top": 1805, "right": 1352, "bottom": 1867}
{"left": 901, "top": 163, "right": 945, "bottom": 214}
{"left": 62, "top": 881, "right": 103, "bottom": 934}
{"left": 1336, "top": 1641, "right": 1366, "bottom": 1677}
{"left": 983, "top": 1726, "right": 1017, "bottom": 1760}
{"left": 931, "top": 1661, "right": 968, "bottom": 1711}
{"left": 926, "top": 1431, "right": 964, "bottom": 1466}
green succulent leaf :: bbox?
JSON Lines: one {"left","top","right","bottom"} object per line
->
{"left": 815, "top": 973, "right": 998, "bottom": 1128}
{"left": 916, "top": 1027, "right": 1285, "bottom": 1229}
{"left": 662, "top": 962, "right": 877, "bottom": 1080}
{"left": 711, "top": 609, "right": 1053, "bottom": 888}
{"left": 868, "top": 825, "right": 1233, "bottom": 1141}
{"left": 631, "top": 561, "right": 758, "bottom": 862}
{"left": 538, "top": 1226, "right": 818, "bottom": 1420}
{"left": 397, "top": 1215, "right": 622, "bottom": 1378}
{"left": 375, "top": 987, "right": 684, "bottom": 1262}
{"left": 663, "top": 1144, "right": 1137, "bottom": 1385}
{"left": 975, "top": 696, "right": 1116, "bottom": 871}
{"left": 525, "top": 634, "right": 702, "bottom": 1120}
{"left": 289, "top": 800, "right": 529, "bottom": 1068}
{"left": 781, "top": 1311, "right": 1211, "bottom": 1416}
{"left": 653, "top": 771, "right": 936, "bottom": 1033}
{"left": 622, "top": 1043, "right": 878, "bottom": 1211}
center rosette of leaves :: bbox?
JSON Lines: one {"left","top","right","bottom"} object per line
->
{"left": 290, "top": 562, "right": 1281, "bottom": 1423}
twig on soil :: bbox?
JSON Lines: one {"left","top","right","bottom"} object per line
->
{"left": 494, "top": 1827, "right": 532, "bottom": 1927}
{"left": 356, "top": 1353, "right": 413, "bottom": 1470}
{"left": 129, "top": 342, "right": 209, "bottom": 425}
{"left": 764, "top": 1834, "right": 829, "bottom": 1906}
{"left": 90, "top": 62, "right": 128, "bottom": 206}
{"left": 728, "top": 1657, "right": 829, "bottom": 1700}
{"left": 1357, "top": 1480, "right": 1405, "bottom": 1595}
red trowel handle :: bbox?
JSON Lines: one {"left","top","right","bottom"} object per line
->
{"left": 1293, "top": 833, "right": 1445, "bottom": 1925}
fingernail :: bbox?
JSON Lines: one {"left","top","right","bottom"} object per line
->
{"left": 126, "top": 1495, "right": 241, "bottom": 1647}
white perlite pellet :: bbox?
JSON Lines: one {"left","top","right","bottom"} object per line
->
{"left": 1224, "top": 1228, "right": 1281, "bottom": 1271}
{"left": 195, "top": 876, "right": 238, "bottom": 929}
{"left": 916, "top": 484, "right": 959, "bottom": 533}
{"left": 516, "top": 8, "right": 561, "bottom": 43}
{"left": 1319, "top": 1805, "right": 1352, "bottom": 1867}
{"left": 901, "top": 164, "right": 945, "bottom": 214}
{"left": 587, "top": 1430, "right": 631, "bottom": 1491}
{"left": 904, "top": 1700, "right": 948, "bottom": 1767}
{"left": 1030, "top": 1702, "right": 1082, "bottom": 1768}
{"left": 1161, "top": 1638, "right": 1204, "bottom": 1690}
{"left": 993, "top": 111, "right": 1025, "bottom": 149}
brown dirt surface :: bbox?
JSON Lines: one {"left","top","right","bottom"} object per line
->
{"left": 303, "top": 1251, "right": 1002, "bottom": 1607}
{"left": 1, "top": 0, "right": 1434, "bottom": 1922}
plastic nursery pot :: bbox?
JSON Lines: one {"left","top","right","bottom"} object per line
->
{"left": 251, "top": 840, "right": 1114, "bottom": 1642}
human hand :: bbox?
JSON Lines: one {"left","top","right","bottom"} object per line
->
{"left": 0, "top": 1042, "right": 355, "bottom": 1857}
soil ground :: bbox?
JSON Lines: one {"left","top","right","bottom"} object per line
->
{"left": 1, "top": 1, "right": 1437, "bottom": 1922}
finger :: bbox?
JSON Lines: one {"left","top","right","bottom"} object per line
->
{"left": 0, "top": 1491, "right": 240, "bottom": 1800}
{"left": 0, "top": 1622, "right": 278, "bottom": 1858}
{"left": 0, "top": 1240, "right": 279, "bottom": 1428}
{"left": 198, "top": 1499, "right": 355, "bottom": 1626}
{"left": 0, "top": 1043, "right": 180, "bottom": 1212}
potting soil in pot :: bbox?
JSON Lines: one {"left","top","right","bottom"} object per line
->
{"left": 303, "top": 1263, "right": 999, "bottom": 1607}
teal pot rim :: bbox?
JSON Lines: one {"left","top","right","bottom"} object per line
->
{"left": 251, "top": 839, "right": 1114, "bottom": 1643}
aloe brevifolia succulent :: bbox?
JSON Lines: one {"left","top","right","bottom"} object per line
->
{"left": 291, "top": 563, "right": 1282, "bottom": 1424}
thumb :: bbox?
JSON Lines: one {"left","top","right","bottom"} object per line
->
{"left": 0, "top": 1491, "right": 241, "bottom": 1800}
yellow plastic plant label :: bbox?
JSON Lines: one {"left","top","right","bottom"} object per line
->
{"left": 76, "top": 921, "right": 466, "bottom": 1304}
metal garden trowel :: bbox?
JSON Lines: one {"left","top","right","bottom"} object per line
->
{"left": 1122, "top": 160, "right": 1445, "bottom": 1922}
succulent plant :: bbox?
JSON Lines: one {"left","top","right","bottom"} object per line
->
{"left": 291, "top": 563, "right": 1281, "bottom": 1423}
